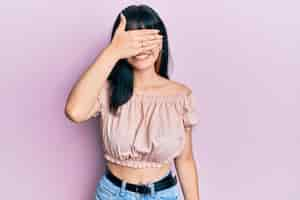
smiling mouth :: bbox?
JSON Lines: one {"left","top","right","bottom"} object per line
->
{"left": 134, "top": 53, "right": 151, "bottom": 60}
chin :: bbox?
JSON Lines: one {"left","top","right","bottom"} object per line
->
{"left": 131, "top": 61, "right": 155, "bottom": 70}
{"left": 128, "top": 56, "right": 157, "bottom": 70}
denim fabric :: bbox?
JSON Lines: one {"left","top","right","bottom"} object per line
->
{"left": 94, "top": 169, "right": 180, "bottom": 200}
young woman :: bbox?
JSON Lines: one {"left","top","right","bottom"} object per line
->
{"left": 65, "top": 4, "right": 200, "bottom": 200}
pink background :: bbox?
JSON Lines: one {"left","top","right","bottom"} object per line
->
{"left": 1, "top": 1, "right": 299, "bottom": 199}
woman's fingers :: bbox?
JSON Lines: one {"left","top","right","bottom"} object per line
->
{"left": 131, "top": 38, "right": 161, "bottom": 49}
{"left": 140, "top": 43, "right": 161, "bottom": 52}
{"left": 141, "top": 38, "right": 162, "bottom": 46}
{"left": 120, "top": 29, "right": 162, "bottom": 57}
{"left": 128, "top": 29, "right": 160, "bottom": 36}
{"left": 134, "top": 34, "right": 163, "bottom": 42}
{"left": 129, "top": 30, "right": 162, "bottom": 42}
{"left": 115, "top": 13, "right": 127, "bottom": 34}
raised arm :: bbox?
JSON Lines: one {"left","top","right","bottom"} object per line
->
{"left": 64, "top": 13, "right": 162, "bottom": 123}
{"left": 64, "top": 45, "right": 119, "bottom": 123}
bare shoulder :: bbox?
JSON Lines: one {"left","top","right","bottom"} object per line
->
{"left": 162, "top": 78, "right": 193, "bottom": 95}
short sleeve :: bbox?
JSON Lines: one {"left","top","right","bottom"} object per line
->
{"left": 91, "top": 80, "right": 110, "bottom": 118}
{"left": 182, "top": 92, "right": 200, "bottom": 128}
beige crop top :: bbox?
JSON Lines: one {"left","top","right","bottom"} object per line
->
{"left": 91, "top": 80, "right": 199, "bottom": 168}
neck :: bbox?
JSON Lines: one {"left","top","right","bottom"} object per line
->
{"left": 133, "top": 65, "right": 160, "bottom": 89}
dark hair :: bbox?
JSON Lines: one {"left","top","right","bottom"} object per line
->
{"left": 107, "top": 4, "right": 172, "bottom": 115}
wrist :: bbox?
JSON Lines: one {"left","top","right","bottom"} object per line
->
{"left": 105, "top": 43, "right": 121, "bottom": 62}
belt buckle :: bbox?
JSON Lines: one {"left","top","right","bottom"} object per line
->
{"left": 139, "top": 183, "right": 151, "bottom": 194}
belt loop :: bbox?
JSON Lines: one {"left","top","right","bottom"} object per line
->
{"left": 119, "top": 179, "right": 127, "bottom": 197}
{"left": 149, "top": 182, "right": 155, "bottom": 197}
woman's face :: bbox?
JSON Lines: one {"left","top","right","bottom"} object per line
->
{"left": 127, "top": 38, "right": 162, "bottom": 70}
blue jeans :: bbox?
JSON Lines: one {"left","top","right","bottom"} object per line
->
{"left": 94, "top": 169, "right": 180, "bottom": 200}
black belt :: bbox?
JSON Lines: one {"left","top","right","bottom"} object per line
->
{"left": 105, "top": 167, "right": 177, "bottom": 194}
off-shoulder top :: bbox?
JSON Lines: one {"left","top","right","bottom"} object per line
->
{"left": 92, "top": 80, "right": 199, "bottom": 168}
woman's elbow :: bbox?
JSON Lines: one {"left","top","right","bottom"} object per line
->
{"left": 64, "top": 105, "right": 87, "bottom": 123}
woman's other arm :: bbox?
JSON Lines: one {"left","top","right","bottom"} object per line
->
{"left": 174, "top": 126, "right": 201, "bottom": 200}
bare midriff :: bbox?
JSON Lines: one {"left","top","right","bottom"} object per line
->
{"left": 106, "top": 160, "right": 172, "bottom": 185}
